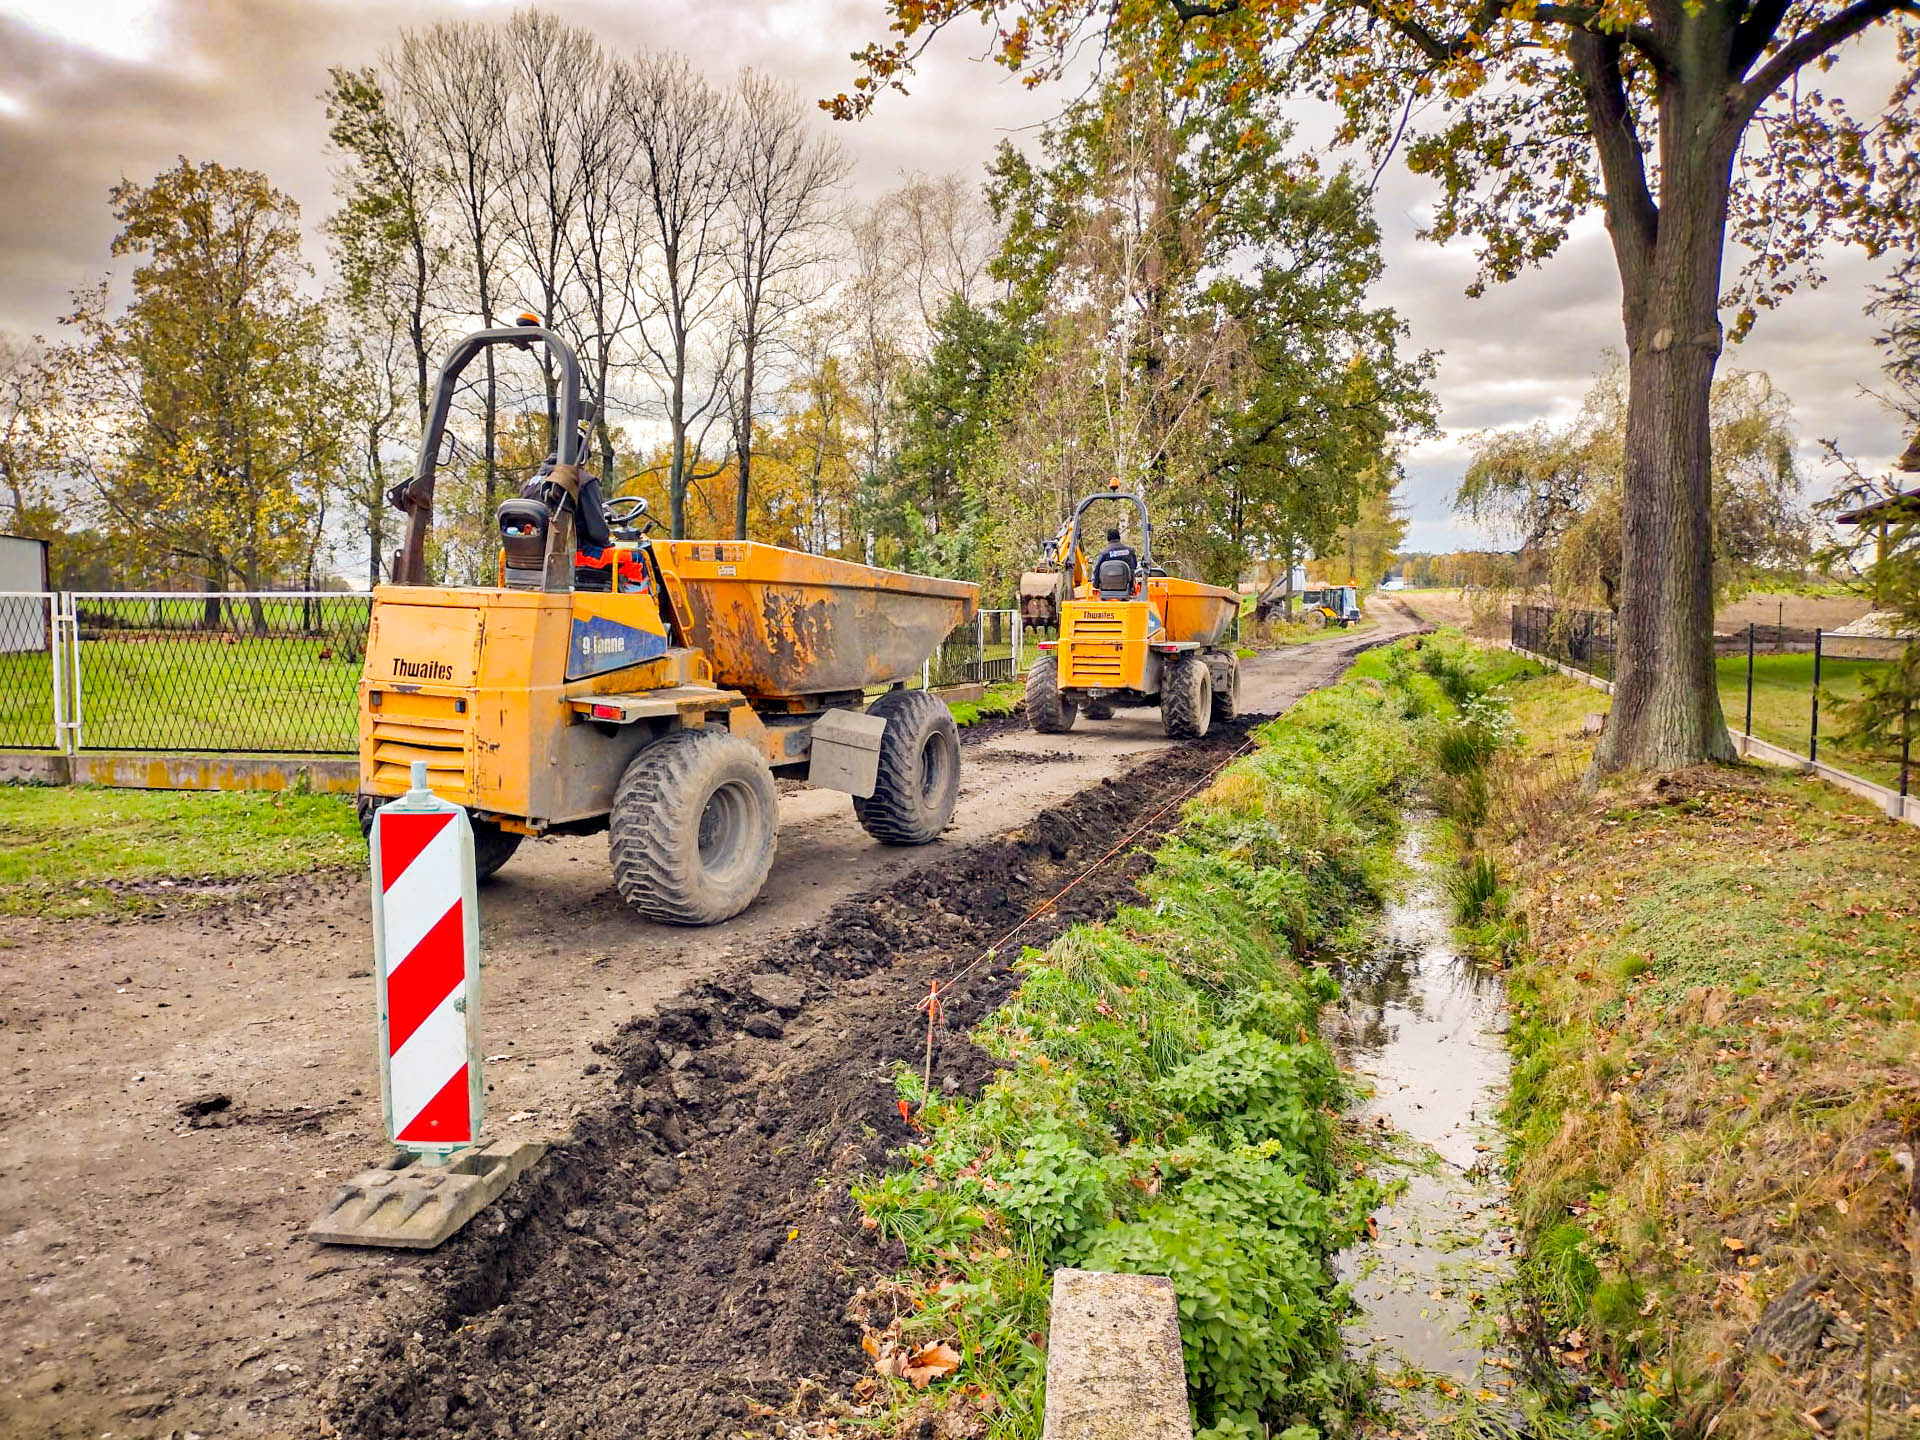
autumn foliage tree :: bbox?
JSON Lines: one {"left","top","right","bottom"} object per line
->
{"left": 835, "top": 0, "right": 1920, "bottom": 773}
{"left": 64, "top": 160, "right": 343, "bottom": 623}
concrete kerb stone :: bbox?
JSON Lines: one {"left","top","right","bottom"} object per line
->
{"left": 1041, "top": 1268, "right": 1193, "bottom": 1440}
{"left": 308, "top": 1138, "right": 547, "bottom": 1250}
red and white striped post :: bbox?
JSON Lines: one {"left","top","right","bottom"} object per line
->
{"left": 370, "top": 761, "right": 483, "bottom": 1158}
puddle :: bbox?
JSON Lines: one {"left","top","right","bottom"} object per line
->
{"left": 1334, "top": 818, "right": 1518, "bottom": 1409}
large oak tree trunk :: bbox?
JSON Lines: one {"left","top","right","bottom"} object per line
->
{"left": 1597, "top": 325, "right": 1736, "bottom": 770}
{"left": 1586, "top": 30, "right": 1740, "bottom": 776}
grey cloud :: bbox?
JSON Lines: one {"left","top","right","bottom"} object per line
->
{"left": 0, "top": 0, "right": 1909, "bottom": 553}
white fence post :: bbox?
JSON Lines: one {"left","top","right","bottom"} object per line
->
{"left": 50, "top": 594, "right": 68, "bottom": 753}
{"left": 63, "top": 593, "right": 82, "bottom": 753}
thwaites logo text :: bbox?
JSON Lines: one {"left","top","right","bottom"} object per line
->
{"left": 1079, "top": 610, "right": 1117, "bottom": 621}
{"left": 392, "top": 657, "right": 456, "bottom": 681}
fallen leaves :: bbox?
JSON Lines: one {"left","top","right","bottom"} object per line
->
{"left": 861, "top": 1324, "right": 962, "bottom": 1390}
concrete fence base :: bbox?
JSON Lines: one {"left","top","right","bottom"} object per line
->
{"left": 0, "top": 751, "right": 358, "bottom": 794}
{"left": 1503, "top": 642, "right": 1917, "bottom": 829}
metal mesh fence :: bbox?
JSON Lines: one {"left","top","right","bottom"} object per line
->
{"left": 1511, "top": 604, "right": 1616, "bottom": 680}
{"left": 69, "top": 593, "right": 370, "bottom": 753}
{"left": 0, "top": 593, "right": 58, "bottom": 749}
{"left": 924, "top": 610, "right": 1022, "bottom": 688}
{"left": 1514, "top": 602, "right": 1916, "bottom": 794}
{"left": 9, "top": 591, "right": 1028, "bottom": 758}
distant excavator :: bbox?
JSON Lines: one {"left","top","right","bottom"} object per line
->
{"left": 1024, "top": 481, "right": 1241, "bottom": 739}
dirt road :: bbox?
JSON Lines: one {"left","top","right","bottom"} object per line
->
{"left": 0, "top": 614, "right": 1410, "bottom": 1439}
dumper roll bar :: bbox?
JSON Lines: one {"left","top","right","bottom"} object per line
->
{"left": 1064, "top": 487, "right": 1154, "bottom": 583}
{"left": 389, "top": 325, "right": 587, "bottom": 587}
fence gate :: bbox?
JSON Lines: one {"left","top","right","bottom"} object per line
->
{"left": 0, "top": 592, "right": 64, "bottom": 750}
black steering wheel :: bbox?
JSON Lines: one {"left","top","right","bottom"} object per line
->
{"left": 605, "top": 494, "right": 659, "bottom": 533}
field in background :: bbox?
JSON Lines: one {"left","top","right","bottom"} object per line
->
{"left": 1396, "top": 587, "right": 1876, "bottom": 639}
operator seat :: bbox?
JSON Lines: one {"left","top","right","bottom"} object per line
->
{"left": 1094, "top": 556, "right": 1135, "bottom": 599}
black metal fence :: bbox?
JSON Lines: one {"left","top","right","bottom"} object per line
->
{"left": 925, "top": 609, "right": 1022, "bottom": 688}
{"left": 1511, "top": 604, "right": 1616, "bottom": 681}
{"left": 1513, "top": 603, "right": 1914, "bottom": 797}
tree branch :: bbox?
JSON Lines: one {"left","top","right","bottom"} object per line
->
{"left": 1370, "top": 1, "right": 1670, "bottom": 74}
{"left": 1740, "top": 0, "right": 1920, "bottom": 117}
{"left": 1569, "top": 30, "right": 1658, "bottom": 292}
{"left": 1729, "top": 0, "right": 1793, "bottom": 78}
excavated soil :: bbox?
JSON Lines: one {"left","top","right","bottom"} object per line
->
{"left": 326, "top": 723, "right": 1256, "bottom": 1439}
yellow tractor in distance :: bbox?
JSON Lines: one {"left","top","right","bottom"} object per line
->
{"left": 361, "top": 324, "right": 976, "bottom": 925}
{"left": 1025, "top": 482, "right": 1242, "bottom": 739}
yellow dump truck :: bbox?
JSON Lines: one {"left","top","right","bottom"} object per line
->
{"left": 1025, "top": 483, "right": 1241, "bottom": 738}
{"left": 361, "top": 324, "right": 976, "bottom": 925}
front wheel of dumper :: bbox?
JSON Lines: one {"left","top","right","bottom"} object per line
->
{"left": 853, "top": 689, "right": 962, "bottom": 846}
{"left": 609, "top": 730, "right": 778, "bottom": 925}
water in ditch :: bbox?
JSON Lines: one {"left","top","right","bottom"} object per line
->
{"left": 1333, "top": 817, "right": 1520, "bottom": 1415}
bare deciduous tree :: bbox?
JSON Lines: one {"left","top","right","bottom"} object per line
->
{"left": 624, "top": 51, "right": 738, "bottom": 539}
{"left": 724, "top": 70, "right": 848, "bottom": 539}
{"left": 399, "top": 22, "right": 512, "bottom": 535}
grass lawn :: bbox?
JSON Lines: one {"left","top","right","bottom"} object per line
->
{"left": 1717, "top": 651, "right": 1910, "bottom": 791}
{"left": 1469, "top": 654, "right": 1920, "bottom": 1435}
{"left": 0, "top": 785, "right": 364, "bottom": 918}
{"left": 946, "top": 679, "right": 1023, "bottom": 726}
{"left": 0, "top": 635, "right": 363, "bottom": 754}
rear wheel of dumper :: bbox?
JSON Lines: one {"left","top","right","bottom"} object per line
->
{"left": 1025, "top": 653, "right": 1078, "bottom": 733}
{"left": 358, "top": 795, "right": 522, "bottom": 882}
{"left": 1084, "top": 698, "right": 1115, "bottom": 720}
{"left": 1161, "top": 654, "right": 1212, "bottom": 739}
{"left": 854, "top": 689, "right": 962, "bottom": 846}
{"left": 609, "top": 730, "right": 778, "bottom": 925}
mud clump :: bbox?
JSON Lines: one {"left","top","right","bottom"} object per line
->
{"left": 327, "top": 722, "right": 1255, "bottom": 1440}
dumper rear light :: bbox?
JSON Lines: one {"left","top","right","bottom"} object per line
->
{"left": 589, "top": 703, "right": 622, "bottom": 720}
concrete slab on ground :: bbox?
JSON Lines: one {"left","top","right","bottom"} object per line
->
{"left": 1042, "top": 1268, "right": 1193, "bottom": 1440}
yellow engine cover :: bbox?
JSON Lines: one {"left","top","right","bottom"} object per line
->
{"left": 358, "top": 585, "right": 708, "bottom": 825}
{"left": 1056, "top": 599, "right": 1154, "bottom": 692}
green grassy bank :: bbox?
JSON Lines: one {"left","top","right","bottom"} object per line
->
{"left": 850, "top": 652, "right": 1446, "bottom": 1438}
{"left": 1439, "top": 638, "right": 1920, "bottom": 1438}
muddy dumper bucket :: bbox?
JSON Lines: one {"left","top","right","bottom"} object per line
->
{"left": 656, "top": 541, "right": 977, "bottom": 700}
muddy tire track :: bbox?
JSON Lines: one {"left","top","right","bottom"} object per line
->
{"left": 325, "top": 721, "right": 1257, "bottom": 1440}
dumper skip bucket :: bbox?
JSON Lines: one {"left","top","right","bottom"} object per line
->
{"left": 657, "top": 542, "right": 978, "bottom": 699}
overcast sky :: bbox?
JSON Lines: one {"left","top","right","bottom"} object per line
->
{"left": 1, "top": 0, "right": 1911, "bottom": 554}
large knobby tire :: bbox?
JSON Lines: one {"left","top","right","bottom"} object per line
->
{"left": 609, "top": 729, "right": 778, "bottom": 926}
{"left": 1206, "top": 652, "right": 1241, "bottom": 725}
{"left": 853, "top": 689, "right": 963, "bottom": 846}
{"left": 358, "top": 795, "right": 522, "bottom": 883}
{"left": 1025, "top": 652, "right": 1078, "bottom": 734}
{"left": 1161, "top": 653, "right": 1212, "bottom": 739}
